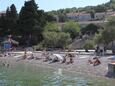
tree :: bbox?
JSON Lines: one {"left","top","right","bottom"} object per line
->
{"left": 43, "top": 22, "right": 71, "bottom": 48}
{"left": 62, "top": 21, "right": 80, "bottom": 39}
{"left": 18, "top": 0, "right": 38, "bottom": 35}
{"left": 0, "top": 14, "right": 6, "bottom": 36}
{"left": 18, "top": 0, "right": 46, "bottom": 45}
{"left": 43, "top": 32, "right": 71, "bottom": 49}
{"left": 81, "top": 23, "right": 100, "bottom": 35}
{"left": 6, "top": 4, "right": 18, "bottom": 35}
{"left": 110, "top": 0, "right": 115, "bottom": 10}
{"left": 89, "top": 10, "right": 95, "bottom": 20}
{"left": 83, "top": 41, "right": 94, "bottom": 52}
{"left": 43, "top": 22, "right": 60, "bottom": 32}
{"left": 94, "top": 5, "right": 107, "bottom": 12}
{"left": 94, "top": 33, "right": 104, "bottom": 45}
{"left": 45, "top": 13, "right": 57, "bottom": 22}
{"left": 58, "top": 13, "right": 68, "bottom": 22}
{"left": 94, "top": 17, "right": 115, "bottom": 50}
{"left": 58, "top": 32, "right": 71, "bottom": 48}
{"left": 102, "top": 29, "right": 115, "bottom": 46}
{"left": 0, "top": 4, "right": 18, "bottom": 35}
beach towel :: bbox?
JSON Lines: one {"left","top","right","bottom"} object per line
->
{"left": 53, "top": 54, "right": 64, "bottom": 60}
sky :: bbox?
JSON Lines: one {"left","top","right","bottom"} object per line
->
{"left": 0, "top": 0, "right": 110, "bottom": 12}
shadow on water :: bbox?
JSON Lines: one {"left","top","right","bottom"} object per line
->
{"left": 0, "top": 60, "right": 115, "bottom": 86}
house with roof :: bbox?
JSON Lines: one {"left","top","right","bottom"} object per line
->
{"left": 67, "top": 13, "right": 91, "bottom": 22}
{"left": 66, "top": 11, "right": 115, "bottom": 22}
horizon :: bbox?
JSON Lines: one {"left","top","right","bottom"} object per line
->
{"left": 0, "top": 0, "right": 110, "bottom": 12}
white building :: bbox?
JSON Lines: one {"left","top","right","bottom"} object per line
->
{"left": 66, "top": 11, "right": 115, "bottom": 22}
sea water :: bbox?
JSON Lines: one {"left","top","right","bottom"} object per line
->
{"left": 0, "top": 60, "right": 115, "bottom": 86}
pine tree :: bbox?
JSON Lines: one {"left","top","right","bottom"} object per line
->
{"left": 4, "top": 4, "right": 18, "bottom": 35}
{"left": 18, "top": 0, "right": 46, "bottom": 45}
{"left": 18, "top": 0, "right": 38, "bottom": 35}
{"left": 0, "top": 14, "right": 6, "bottom": 36}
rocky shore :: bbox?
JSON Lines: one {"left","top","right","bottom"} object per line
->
{"left": 0, "top": 52, "right": 114, "bottom": 79}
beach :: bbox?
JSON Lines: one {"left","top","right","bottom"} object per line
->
{"left": 0, "top": 51, "right": 114, "bottom": 79}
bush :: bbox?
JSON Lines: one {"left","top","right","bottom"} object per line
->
{"left": 42, "top": 32, "right": 71, "bottom": 49}
{"left": 81, "top": 23, "right": 100, "bottom": 35}
{"left": 44, "top": 22, "right": 60, "bottom": 32}
{"left": 33, "top": 42, "right": 44, "bottom": 51}
{"left": 62, "top": 21, "right": 80, "bottom": 39}
{"left": 83, "top": 41, "right": 94, "bottom": 50}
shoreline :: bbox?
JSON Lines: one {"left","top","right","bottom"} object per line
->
{"left": 0, "top": 53, "right": 114, "bottom": 79}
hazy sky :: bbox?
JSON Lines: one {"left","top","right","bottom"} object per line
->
{"left": 0, "top": 0, "right": 110, "bottom": 12}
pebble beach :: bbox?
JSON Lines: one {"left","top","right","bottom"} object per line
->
{"left": 0, "top": 51, "right": 114, "bottom": 79}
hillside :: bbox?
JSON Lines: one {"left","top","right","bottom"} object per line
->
{"left": 48, "top": 0, "right": 115, "bottom": 16}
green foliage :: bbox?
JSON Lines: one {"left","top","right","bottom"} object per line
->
{"left": 94, "top": 33, "right": 104, "bottom": 44}
{"left": 43, "top": 32, "right": 71, "bottom": 48}
{"left": 57, "top": 32, "right": 72, "bottom": 48}
{"left": 83, "top": 41, "right": 94, "bottom": 49}
{"left": 45, "top": 13, "right": 57, "bottom": 22}
{"left": 18, "top": 0, "right": 39, "bottom": 35}
{"left": 110, "top": 0, "right": 115, "bottom": 10}
{"left": 0, "top": 14, "right": 6, "bottom": 35}
{"left": 62, "top": 21, "right": 80, "bottom": 39}
{"left": 17, "top": 0, "right": 47, "bottom": 45}
{"left": 33, "top": 42, "right": 44, "bottom": 51}
{"left": 43, "top": 22, "right": 71, "bottom": 48}
{"left": 0, "top": 4, "right": 18, "bottom": 35}
{"left": 104, "top": 17, "right": 115, "bottom": 44}
{"left": 48, "top": 0, "right": 114, "bottom": 17}
{"left": 94, "top": 5, "right": 107, "bottom": 12}
{"left": 58, "top": 13, "right": 68, "bottom": 22}
{"left": 107, "top": 16, "right": 115, "bottom": 26}
{"left": 44, "top": 23, "right": 60, "bottom": 32}
{"left": 102, "top": 29, "right": 115, "bottom": 45}
{"left": 37, "top": 10, "right": 47, "bottom": 27}
{"left": 89, "top": 10, "right": 95, "bottom": 19}
{"left": 81, "top": 23, "right": 99, "bottom": 35}
{"left": 94, "top": 16, "right": 115, "bottom": 46}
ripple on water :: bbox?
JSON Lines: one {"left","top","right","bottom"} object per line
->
{"left": 0, "top": 61, "right": 115, "bottom": 86}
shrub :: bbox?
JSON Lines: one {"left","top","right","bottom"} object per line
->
{"left": 83, "top": 41, "right": 94, "bottom": 50}
{"left": 42, "top": 32, "right": 71, "bottom": 49}
{"left": 33, "top": 42, "right": 44, "bottom": 51}
{"left": 62, "top": 21, "right": 80, "bottom": 39}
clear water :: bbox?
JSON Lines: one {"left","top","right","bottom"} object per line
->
{"left": 0, "top": 61, "right": 115, "bottom": 86}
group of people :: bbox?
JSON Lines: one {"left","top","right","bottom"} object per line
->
{"left": 18, "top": 49, "right": 101, "bottom": 66}
{"left": 95, "top": 45, "right": 106, "bottom": 56}
{"left": 17, "top": 50, "right": 35, "bottom": 61}
{"left": 41, "top": 50, "right": 75, "bottom": 64}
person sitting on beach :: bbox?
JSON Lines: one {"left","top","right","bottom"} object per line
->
{"left": 66, "top": 53, "right": 74, "bottom": 64}
{"left": 41, "top": 49, "right": 47, "bottom": 58}
{"left": 88, "top": 59, "right": 93, "bottom": 64}
{"left": 16, "top": 50, "right": 27, "bottom": 62}
{"left": 88, "top": 57, "right": 101, "bottom": 66}
{"left": 43, "top": 52, "right": 51, "bottom": 62}
{"left": 22, "top": 50, "right": 27, "bottom": 59}
{"left": 93, "top": 57, "right": 101, "bottom": 66}
{"left": 49, "top": 56, "right": 59, "bottom": 63}
{"left": 61, "top": 56, "right": 66, "bottom": 63}
{"left": 27, "top": 53, "right": 34, "bottom": 60}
